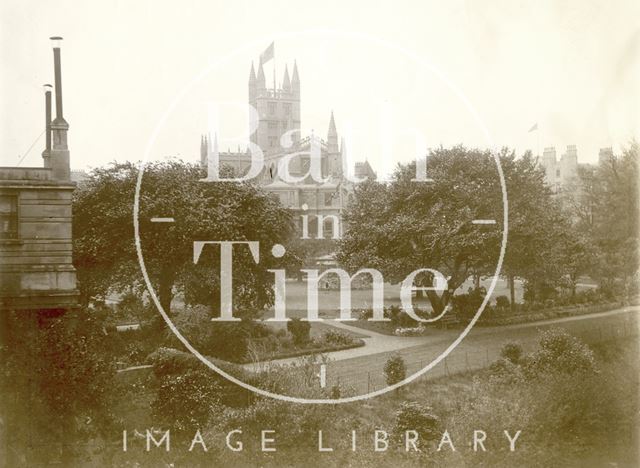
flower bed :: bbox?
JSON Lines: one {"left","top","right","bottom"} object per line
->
{"left": 394, "top": 325, "right": 427, "bottom": 336}
{"left": 244, "top": 339, "right": 365, "bottom": 364}
{"left": 478, "top": 301, "right": 629, "bottom": 327}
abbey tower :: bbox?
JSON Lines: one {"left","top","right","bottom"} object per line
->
{"left": 248, "top": 61, "right": 301, "bottom": 153}
{"left": 199, "top": 49, "right": 376, "bottom": 242}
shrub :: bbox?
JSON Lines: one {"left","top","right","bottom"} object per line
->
{"left": 495, "top": 295, "right": 510, "bottom": 309}
{"left": 386, "top": 304, "right": 427, "bottom": 327}
{"left": 165, "top": 306, "right": 278, "bottom": 362}
{"left": 151, "top": 368, "right": 222, "bottom": 431}
{"left": 500, "top": 342, "right": 523, "bottom": 364}
{"left": 287, "top": 318, "right": 311, "bottom": 346}
{"left": 147, "top": 347, "right": 200, "bottom": 378}
{"left": 124, "top": 342, "right": 146, "bottom": 365}
{"left": 384, "top": 354, "right": 406, "bottom": 386}
{"left": 523, "top": 328, "right": 596, "bottom": 378}
{"left": 1, "top": 309, "right": 119, "bottom": 464}
{"left": 117, "top": 291, "right": 146, "bottom": 320}
{"left": 392, "top": 401, "right": 440, "bottom": 444}
{"left": 488, "top": 358, "right": 524, "bottom": 385}
{"left": 322, "top": 329, "right": 354, "bottom": 346}
{"left": 358, "top": 309, "right": 373, "bottom": 320}
{"left": 452, "top": 288, "right": 486, "bottom": 320}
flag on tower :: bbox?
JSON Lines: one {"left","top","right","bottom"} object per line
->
{"left": 260, "top": 42, "right": 275, "bottom": 64}
{"left": 528, "top": 123, "right": 538, "bottom": 132}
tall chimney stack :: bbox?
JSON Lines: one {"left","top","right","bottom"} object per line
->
{"left": 42, "top": 84, "right": 53, "bottom": 167}
{"left": 49, "top": 36, "right": 70, "bottom": 180}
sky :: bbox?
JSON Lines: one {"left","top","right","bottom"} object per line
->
{"left": 1, "top": 0, "right": 638, "bottom": 177}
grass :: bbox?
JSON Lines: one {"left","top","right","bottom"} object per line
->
{"left": 112, "top": 334, "right": 639, "bottom": 467}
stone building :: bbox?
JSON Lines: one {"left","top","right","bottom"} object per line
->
{"left": 0, "top": 38, "right": 78, "bottom": 313}
{"left": 200, "top": 52, "right": 376, "bottom": 240}
{"left": 539, "top": 145, "right": 578, "bottom": 194}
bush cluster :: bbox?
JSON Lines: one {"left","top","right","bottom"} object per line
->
{"left": 384, "top": 354, "right": 407, "bottom": 386}
{"left": 287, "top": 318, "right": 311, "bottom": 345}
{"left": 322, "top": 329, "right": 355, "bottom": 346}
{"left": 151, "top": 368, "right": 222, "bottom": 431}
{"left": 489, "top": 329, "right": 597, "bottom": 384}
{"left": 392, "top": 401, "right": 440, "bottom": 444}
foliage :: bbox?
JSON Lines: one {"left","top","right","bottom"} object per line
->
{"left": 499, "top": 151, "right": 571, "bottom": 303}
{"left": 495, "top": 295, "right": 510, "bottom": 309}
{"left": 523, "top": 328, "right": 596, "bottom": 377}
{"left": 163, "top": 305, "right": 271, "bottom": 362}
{"left": 500, "top": 342, "right": 523, "bottom": 364}
{"left": 565, "top": 141, "right": 639, "bottom": 296}
{"left": 73, "top": 160, "right": 299, "bottom": 313}
{"left": 0, "top": 310, "right": 119, "bottom": 465}
{"left": 448, "top": 337, "right": 636, "bottom": 467}
{"left": 451, "top": 286, "right": 486, "bottom": 321}
{"left": 392, "top": 401, "right": 441, "bottom": 444}
{"left": 338, "top": 146, "right": 570, "bottom": 315}
{"left": 383, "top": 354, "right": 407, "bottom": 386}
{"left": 339, "top": 146, "right": 507, "bottom": 315}
{"left": 394, "top": 325, "right": 427, "bottom": 336}
{"left": 287, "top": 317, "right": 311, "bottom": 345}
{"left": 147, "top": 346, "right": 201, "bottom": 377}
{"left": 151, "top": 369, "right": 222, "bottom": 431}
{"left": 115, "top": 290, "right": 148, "bottom": 322}
{"left": 322, "top": 329, "right": 355, "bottom": 346}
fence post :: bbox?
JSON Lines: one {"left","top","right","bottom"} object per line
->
{"left": 485, "top": 348, "right": 489, "bottom": 366}
{"left": 367, "top": 372, "right": 370, "bottom": 393}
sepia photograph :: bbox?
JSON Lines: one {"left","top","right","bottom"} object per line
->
{"left": 1, "top": 1, "right": 639, "bottom": 466}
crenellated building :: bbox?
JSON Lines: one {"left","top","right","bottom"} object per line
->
{"left": 0, "top": 37, "right": 78, "bottom": 313}
{"left": 539, "top": 145, "right": 579, "bottom": 194}
{"left": 199, "top": 51, "right": 376, "bottom": 240}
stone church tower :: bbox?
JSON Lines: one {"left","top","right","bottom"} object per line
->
{"left": 199, "top": 49, "right": 377, "bottom": 242}
{"left": 248, "top": 61, "right": 301, "bottom": 153}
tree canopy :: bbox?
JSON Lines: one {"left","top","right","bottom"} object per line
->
{"left": 338, "top": 146, "right": 570, "bottom": 313}
{"left": 565, "top": 141, "right": 639, "bottom": 295}
{"left": 73, "top": 160, "right": 299, "bottom": 315}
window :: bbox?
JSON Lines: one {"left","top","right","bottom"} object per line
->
{"left": 324, "top": 219, "right": 334, "bottom": 238}
{"left": 268, "top": 121, "right": 277, "bottom": 129}
{"left": 0, "top": 194, "right": 18, "bottom": 240}
{"left": 268, "top": 136, "right": 278, "bottom": 148}
{"left": 324, "top": 192, "right": 334, "bottom": 206}
{"left": 283, "top": 103, "right": 291, "bottom": 115}
{"left": 268, "top": 102, "right": 276, "bottom": 115}
{"left": 556, "top": 169, "right": 560, "bottom": 177}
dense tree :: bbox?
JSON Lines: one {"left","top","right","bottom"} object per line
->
{"left": 338, "top": 146, "right": 570, "bottom": 314}
{"left": 338, "top": 146, "right": 505, "bottom": 315}
{"left": 496, "top": 151, "right": 575, "bottom": 304}
{"left": 73, "top": 160, "right": 299, "bottom": 315}
{"left": 0, "top": 310, "right": 118, "bottom": 465}
{"left": 564, "top": 141, "right": 639, "bottom": 296}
